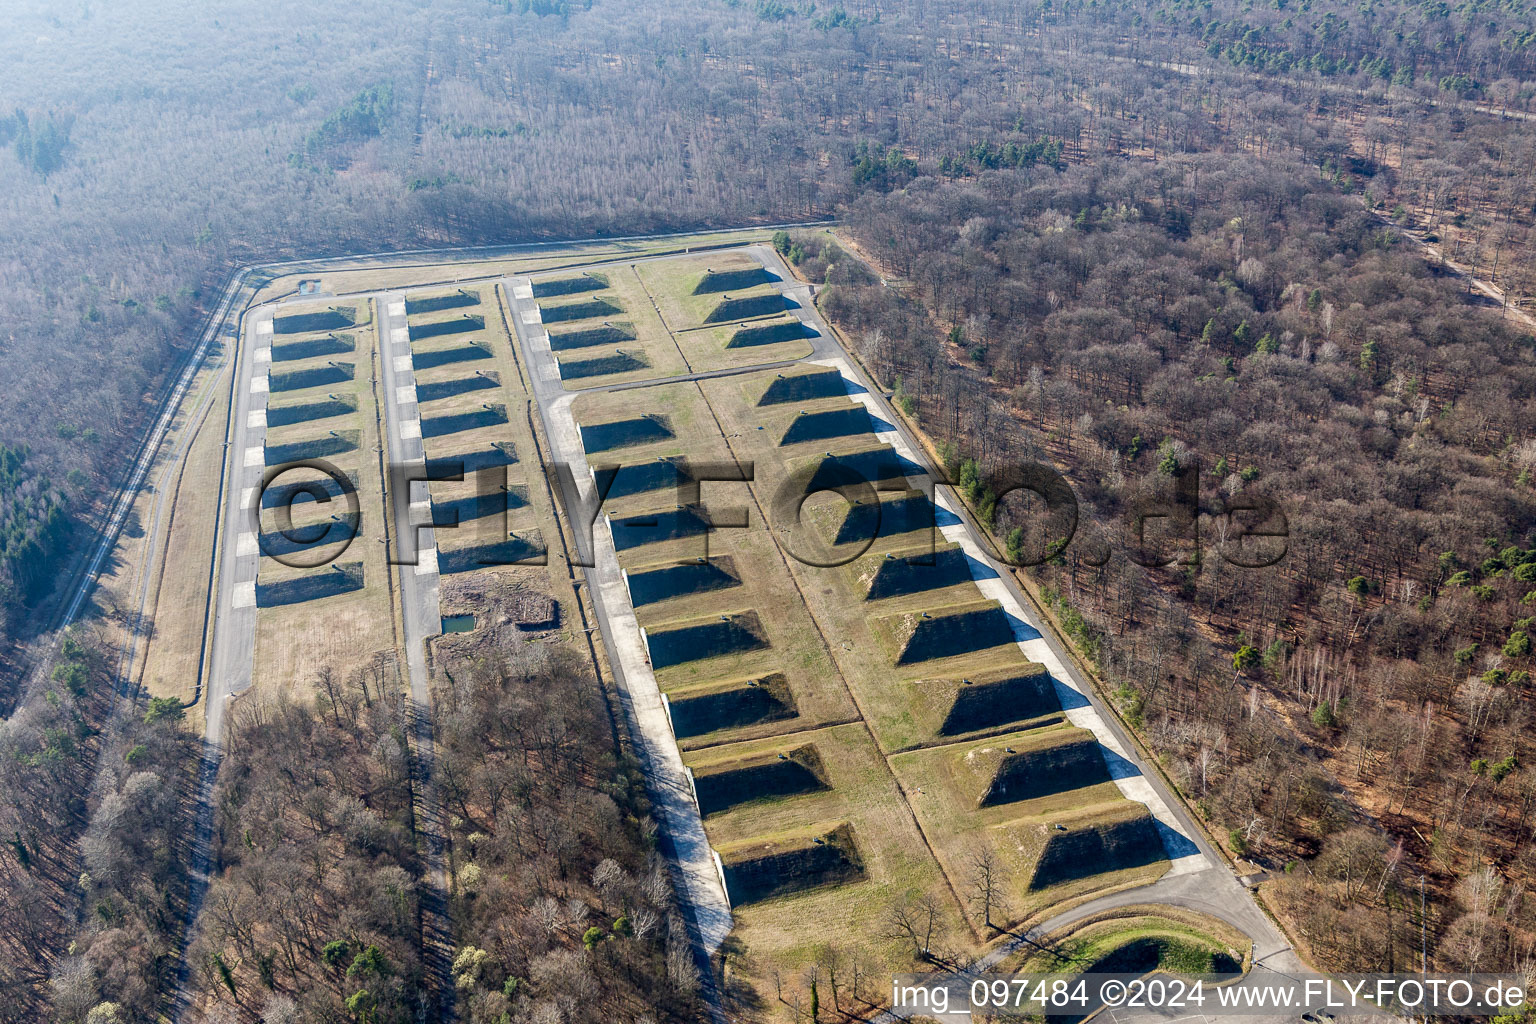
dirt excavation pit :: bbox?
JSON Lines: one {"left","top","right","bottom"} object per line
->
{"left": 625, "top": 556, "right": 741, "bottom": 606}
{"left": 532, "top": 272, "right": 608, "bottom": 298}
{"left": 271, "top": 333, "right": 355, "bottom": 362}
{"left": 727, "top": 319, "right": 816, "bottom": 349}
{"left": 416, "top": 372, "right": 500, "bottom": 403}
{"left": 539, "top": 297, "right": 623, "bottom": 323}
{"left": 433, "top": 572, "right": 560, "bottom": 642}
{"left": 668, "top": 673, "right": 798, "bottom": 738}
{"left": 758, "top": 367, "right": 847, "bottom": 406}
{"left": 429, "top": 573, "right": 564, "bottom": 676}
{"left": 646, "top": 610, "right": 770, "bottom": 670}
{"left": 548, "top": 323, "right": 637, "bottom": 351}
{"left": 405, "top": 289, "right": 480, "bottom": 315}
{"left": 580, "top": 414, "right": 674, "bottom": 454}
{"left": 408, "top": 313, "right": 485, "bottom": 341}
{"left": 778, "top": 405, "right": 878, "bottom": 447}
{"left": 255, "top": 562, "right": 364, "bottom": 607}
{"left": 274, "top": 306, "right": 356, "bottom": 334}
{"left": 719, "top": 823, "right": 865, "bottom": 906}
{"left": 924, "top": 665, "right": 1059, "bottom": 737}
{"left": 692, "top": 743, "right": 831, "bottom": 817}
{"left": 960, "top": 732, "right": 1111, "bottom": 808}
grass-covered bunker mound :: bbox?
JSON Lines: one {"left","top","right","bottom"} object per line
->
{"left": 424, "top": 443, "right": 518, "bottom": 480}
{"left": 255, "top": 562, "right": 364, "bottom": 606}
{"left": 668, "top": 674, "right": 798, "bottom": 738}
{"left": 270, "top": 362, "right": 354, "bottom": 392}
{"left": 532, "top": 272, "right": 608, "bottom": 299}
{"left": 879, "top": 600, "right": 1018, "bottom": 665}
{"left": 405, "top": 289, "right": 479, "bottom": 315}
{"left": 416, "top": 372, "right": 499, "bottom": 403}
{"left": 801, "top": 446, "right": 923, "bottom": 494}
{"left": 257, "top": 519, "right": 357, "bottom": 558}
{"left": 414, "top": 342, "right": 493, "bottom": 370}
{"left": 779, "top": 405, "right": 877, "bottom": 447}
{"left": 1026, "top": 806, "right": 1165, "bottom": 891}
{"left": 1086, "top": 933, "right": 1242, "bottom": 976}
{"left": 540, "top": 297, "right": 623, "bottom": 323}
{"left": 610, "top": 507, "right": 710, "bottom": 552}
{"left": 704, "top": 293, "right": 793, "bottom": 324}
{"left": 409, "top": 314, "right": 484, "bottom": 341}
{"left": 647, "top": 610, "right": 769, "bottom": 670}
{"left": 959, "top": 731, "right": 1110, "bottom": 808}
{"left": 727, "top": 319, "right": 817, "bottom": 349}
{"left": 919, "top": 664, "right": 1059, "bottom": 738}
{"left": 265, "top": 394, "right": 358, "bottom": 428}
{"left": 626, "top": 556, "right": 741, "bottom": 607}
{"left": 274, "top": 307, "right": 355, "bottom": 334}
{"left": 758, "top": 368, "right": 847, "bottom": 406}
{"left": 595, "top": 458, "right": 690, "bottom": 501}
{"left": 580, "top": 415, "right": 673, "bottom": 454}
{"left": 559, "top": 351, "right": 649, "bottom": 380}
{"left": 548, "top": 323, "right": 636, "bottom": 351}
{"left": 693, "top": 266, "right": 777, "bottom": 294}
{"left": 851, "top": 542, "right": 972, "bottom": 600}
{"left": 692, "top": 744, "right": 830, "bottom": 817}
{"left": 261, "top": 470, "right": 359, "bottom": 510}
{"left": 834, "top": 491, "right": 942, "bottom": 546}
{"left": 271, "top": 333, "right": 354, "bottom": 363}
{"left": 265, "top": 430, "right": 360, "bottom": 465}
{"left": 719, "top": 823, "right": 864, "bottom": 907}
{"left": 421, "top": 403, "right": 508, "bottom": 439}
{"left": 438, "top": 534, "right": 546, "bottom": 574}
{"left": 431, "top": 485, "right": 529, "bottom": 526}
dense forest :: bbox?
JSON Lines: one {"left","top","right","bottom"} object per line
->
{"left": 819, "top": 143, "right": 1536, "bottom": 969}
{"left": 4, "top": 0, "right": 1536, "bottom": 659}
{"left": 3, "top": 0, "right": 1536, "bottom": 1016}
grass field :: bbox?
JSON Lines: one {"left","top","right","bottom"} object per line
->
{"left": 249, "top": 228, "right": 781, "bottom": 305}
{"left": 215, "top": 243, "right": 1194, "bottom": 1020}
{"left": 1003, "top": 906, "right": 1250, "bottom": 977}
{"left": 534, "top": 263, "right": 687, "bottom": 389}
{"left": 251, "top": 305, "right": 396, "bottom": 694}
{"left": 572, "top": 381, "right": 858, "bottom": 749}
{"left": 668, "top": 314, "right": 815, "bottom": 374}
{"left": 413, "top": 286, "right": 546, "bottom": 566}
{"left": 635, "top": 251, "right": 792, "bottom": 330}
{"left": 681, "top": 724, "right": 968, "bottom": 983}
